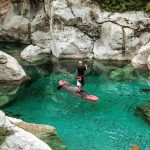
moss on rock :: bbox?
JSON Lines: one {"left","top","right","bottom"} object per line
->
{"left": 94, "top": 0, "right": 149, "bottom": 12}
{"left": 0, "top": 127, "right": 13, "bottom": 145}
{"left": 146, "top": 2, "right": 150, "bottom": 12}
{"left": 15, "top": 122, "right": 67, "bottom": 150}
{"left": 110, "top": 65, "right": 135, "bottom": 81}
{"left": 137, "top": 102, "right": 150, "bottom": 123}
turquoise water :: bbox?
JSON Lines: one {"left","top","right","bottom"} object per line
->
{"left": 1, "top": 44, "right": 150, "bottom": 150}
{"left": 3, "top": 63, "right": 150, "bottom": 150}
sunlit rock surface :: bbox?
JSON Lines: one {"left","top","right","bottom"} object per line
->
{"left": 0, "top": 51, "right": 26, "bottom": 82}
{"left": 0, "top": 0, "right": 149, "bottom": 61}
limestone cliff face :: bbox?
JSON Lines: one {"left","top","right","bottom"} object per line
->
{"left": 0, "top": 0, "right": 150, "bottom": 64}
{"left": 0, "top": 0, "right": 11, "bottom": 22}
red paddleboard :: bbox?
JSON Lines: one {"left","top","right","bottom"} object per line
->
{"left": 59, "top": 80, "right": 99, "bottom": 102}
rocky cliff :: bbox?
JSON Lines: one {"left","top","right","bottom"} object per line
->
{"left": 0, "top": 0, "right": 150, "bottom": 65}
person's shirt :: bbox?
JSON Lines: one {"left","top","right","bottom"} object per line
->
{"left": 76, "top": 65, "right": 86, "bottom": 76}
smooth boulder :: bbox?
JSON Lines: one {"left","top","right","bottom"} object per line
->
{"left": 132, "top": 42, "right": 150, "bottom": 66}
{"left": 0, "top": 112, "right": 52, "bottom": 150}
{"left": 0, "top": 51, "right": 26, "bottom": 81}
{"left": 21, "top": 45, "right": 51, "bottom": 62}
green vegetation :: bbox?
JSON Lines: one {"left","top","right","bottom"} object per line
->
{"left": 146, "top": 2, "right": 150, "bottom": 12}
{"left": 0, "top": 127, "right": 13, "bottom": 145}
{"left": 94, "top": 0, "right": 149, "bottom": 12}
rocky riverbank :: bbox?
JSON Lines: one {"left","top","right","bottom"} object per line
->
{"left": 0, "top": 0, "right": 150, "bottom": 67}
{"left": 0, "top": 110, "right": 67, "bottom": 150}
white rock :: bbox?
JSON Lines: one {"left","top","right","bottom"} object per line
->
{"left": 148, "top": 55, "right": 150, "bottom": 70}
{"left": 132, "top": 42, "right": 150, "bottom": 65}
{"left": 1, "top": 117, "right": 52, "bottom": 150}
{"left": 21, "top": 45, "right": 51, "bottom": 62}
{"left": 51, "top": 26, "right": 93, "bottom": 58}
{"left": 0, "top": 51, "right": 26, "bottom": 81}
{"left": 31, "top": 9, "right": 49, "bottom": 33}
{"left": 140, "top": 32, "right": 150, "bottom": 45}
{"left": 0, "top": 110, "right": 6, "bottom": 127}
{"left": 0, "top": 15, "right": 29, "bottom": 43}
{"left": 31, "top": 31, "right": 52, "bottom": 49}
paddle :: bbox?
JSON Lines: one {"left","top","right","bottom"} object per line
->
{"left": 57, "top": 85, "right": 63, "bottom": 90}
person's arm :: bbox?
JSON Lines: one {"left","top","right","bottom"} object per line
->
{"left": 84, "top": 64, "right": 87, "bottom": 70}
{"left": 75, "top": 67, "right": 78, "bottom": 74}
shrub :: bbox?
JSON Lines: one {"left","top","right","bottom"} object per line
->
{"left": 146, "top": 2, "right": 150, "bottom": 12}
{"left": 94, "top": 0, "right": 149, "bottom": 12}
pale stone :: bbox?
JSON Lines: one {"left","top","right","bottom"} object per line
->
{"left": 0, "top": 15, "right": 29, "bottom": 43}
{"left": 51, "top": 26, "right": 92, "bottom": 58}
{"left": 148, "top": 55, "right": 150, "bottom": 70}
{"left": 21, "top": 45, "right": 51, "bottom": 62}
{"left": 0, "top": 110, "right": 6, "bottom": 127}
{"left": 132, "top": 42, "right": 150, "bottom": 66}
{"left": 0, "top": 51, "right": 26, "bottom": 81}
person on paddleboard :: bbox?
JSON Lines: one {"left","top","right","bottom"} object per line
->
{"left": 76, "top": 60, "right": 87, "bottom": 92}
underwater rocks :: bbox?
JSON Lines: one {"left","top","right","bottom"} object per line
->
{"left": 110, "top": 65, "right": 135, "bottom": 81}
{"left": 21, "top": 45, "right": 51, "bottom": 62}
{"left": 0, "top": 51, "right": 26, "bottom": 107}
{"left": 138, "top": 102, "right": 150, "bottom": 123}
{"left": 0, "top": 82, "right": 20, "bottom": 108}
{"left": 0, "top": 51, "right": 26, "bottom": 82}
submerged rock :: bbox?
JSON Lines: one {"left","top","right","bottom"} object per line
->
{"left": 138, "top": 102, "right": 150, "bottom": 123}
{"left": 110, "top": 65, "right": 135, "bottom": 81}
{"left": 0, "top": 51, "right": 26, "bottom": 82}
{"left": 0, "top": 82, "right": 21, "bottom": 108}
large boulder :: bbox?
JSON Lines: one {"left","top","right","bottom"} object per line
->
{"left": 0, "top": 111, "right": 67, "bottom": 150}
{"left": 0, "top": 111, "right": 52, "bottom": 150}
{"left": 51, "top": 26, "right": 93, "bottom": 58}
{"left": 132, "top": 42, "right": 150, "bottom": 66}
{"left": 148, "top": 55, "right": 150, "bottom": 70}
{"left": 0, "top": 51, "right": 26, "bottom": 82}
{"left": 7, "top": 117, "right": 67, "bottom": 150}
{"left": 0, "top": 15, "right": 30, "bottom": 43}
{"left": 21, "top": 45, "right": 51, "bottom": 62}
{"left": 0, "top": 110, "right": 6, "bottom": 127}
{"left": 0, "top": 117, "right": 52, "bottom": 150}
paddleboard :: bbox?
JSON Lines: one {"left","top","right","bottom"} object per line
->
{"left": 59, "top": 80, "right": 99, "bottom": 102}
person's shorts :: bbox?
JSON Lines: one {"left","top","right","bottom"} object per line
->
{"left": 77, "top": 76, "right": 84, "bottom": 86}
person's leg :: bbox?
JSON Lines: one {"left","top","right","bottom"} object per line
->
{"left": 77, "top": 80, "right": 81, "bottom": 92}
{"left": 81, "top": 85, "right": 84, "bottom": 91}
{"left": 81, "top": 77, "right": 85, "bottom": 92}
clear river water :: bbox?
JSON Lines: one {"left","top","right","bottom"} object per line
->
{"left": 1, "top": 43, "right": 150, "bottom": 150}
